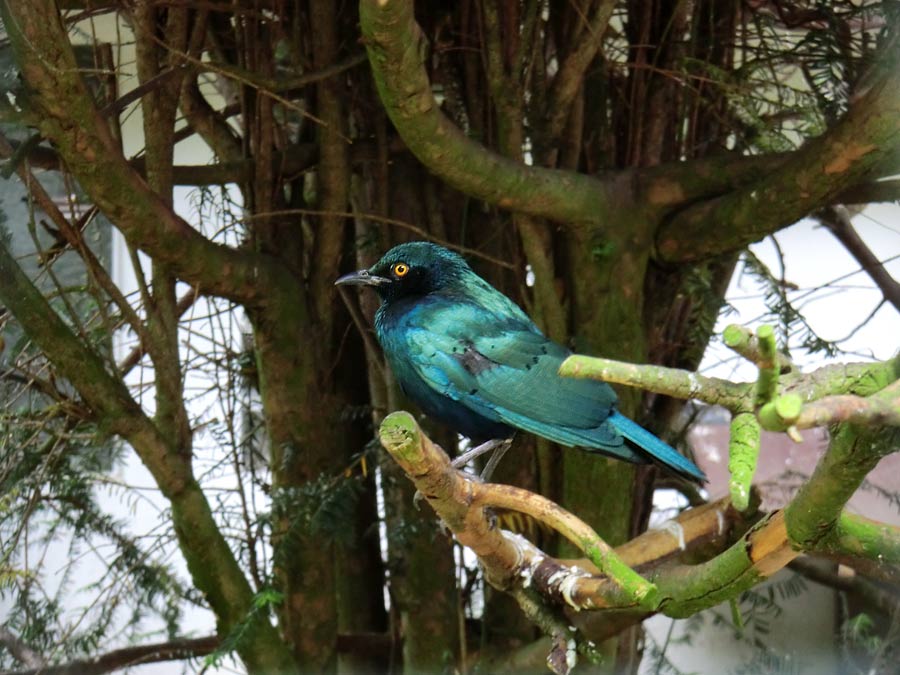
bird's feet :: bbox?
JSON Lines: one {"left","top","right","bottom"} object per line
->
{"left": 451, "top": 437, "right": 514, "bottom": 481}
{"left": 412, "top": 438, "right": 513, "bottom": 509}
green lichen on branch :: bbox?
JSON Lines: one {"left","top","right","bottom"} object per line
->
{"left": 758, "top": 394, "right": 803, "bottom": 431}
{"left": 559, "top": 354, "right": 750, "bottom": 411}
{"left": 752, "top": 325, "right": 780, "bottom": 408}
{"left": 728, "top": 413, "right": 760, "bottom": 511}
{"left": 723, "top": 323, "right": 793, "bottom": 373}
{"left": 379, "top": 413, "right": 660, "bottom": 609}
{"left": 358, "top": 0, "right": 612, "bottom": 225}
{"left": 785, "top": 419, "right": 898, "bottom": 552}
{"left": 824, "top": 513, "right": 900, "bottom": 566}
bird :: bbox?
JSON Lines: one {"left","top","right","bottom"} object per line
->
{"left": 335, "top": 241, "right": 706, "bottom": 483}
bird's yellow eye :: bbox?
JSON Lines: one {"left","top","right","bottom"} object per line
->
{"left": 392, "top": 262, "right": 410, "bottom": 278}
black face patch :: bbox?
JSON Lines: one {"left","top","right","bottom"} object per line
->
{"left": 455, "top": 344, "right": 496, "bottom": 375}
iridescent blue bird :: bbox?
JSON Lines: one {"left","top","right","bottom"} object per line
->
{"left": 336, "top": 242, "right": 705, "bottom": 482}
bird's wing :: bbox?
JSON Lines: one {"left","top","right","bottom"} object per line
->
{"left": 403, "top": 310, "right": 637, "bottom": 457}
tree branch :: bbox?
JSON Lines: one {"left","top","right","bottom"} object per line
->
{"left": 4, "top": 137, "right": 320, "bottom": 186}
{"left": 560, "top": 349, "right": 900, "bottom": 419}
{"left": 358, "top": 0, "right": 614, "bottom": 224}
{"left": 0, "top": 627, "right": 45, "bottom": 670}
{"left": 377, "top": 412, "right": 824, "bottom": 628}
{"left": 789, "top": 556, "right": 900, "bottom": 618}
{"left": 722, "top": 324, "right": 793, "bottom": 374}
{"left": 543, "top": 1, "right": 615, "bottom": 146}
{"left": 760, "top": 381, "right": 900, "bottom": 432}
{"left": 379, "top": 407, "right": 900, "bottom": 629}
{"left": 0, "top": 0, "right": 287, "bottom": 307}
{"left": 3, "top": 636, "right": 218, "bottom": 675}
{"left": 559, "top": 355, "right": 752, "bottom": 411}
{"left": 635, "top": 152, "right": 900, "bottom": 219}
{"left": 656, "top": 40, "right": 900, "bottom": 263}
{"left": 308, "top": 0, "right": 351, "bottom": 331}
{"left": 819, "top": 205, "right": 900, "bottom": 313}
{"left": 0, "top": 227, "right": 298, "bottom": 675}
{"left": 825, "top": 513, "right": 900, "bottom": 568}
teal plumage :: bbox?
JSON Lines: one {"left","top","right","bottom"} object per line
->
{"left": 336, "top": 242, "right": 705, "bottom": 482}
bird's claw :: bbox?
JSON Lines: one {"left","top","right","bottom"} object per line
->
{"left": 450, "top": 437, "right": 514, "bottom": 478}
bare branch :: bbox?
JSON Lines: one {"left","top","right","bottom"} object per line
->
{"left": 543, "top": 1, "right": 615, "bottom": 145}
{"left": 0, "top": 627, "right": 45, "bottom": 669}
{"left": 4, "top": 635, "right": 218, "bottom": 675}
{"left": 820, "top": 205, "right": 900, "bottom": 313}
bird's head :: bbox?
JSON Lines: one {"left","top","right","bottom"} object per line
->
{"left": 335, "top": 242, "right": 470, "bottom": 302}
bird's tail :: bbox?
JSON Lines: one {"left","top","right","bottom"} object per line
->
{"left": 607, "top": 412, "right": 706, "bottom": 483}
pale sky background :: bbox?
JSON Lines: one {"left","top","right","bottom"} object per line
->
{"left": 701, "top": 203, "right": 900, "bottom": 381}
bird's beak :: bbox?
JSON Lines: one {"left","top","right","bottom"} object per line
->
{"left": 334, "top": 269, "right": 391, "bottom": 287}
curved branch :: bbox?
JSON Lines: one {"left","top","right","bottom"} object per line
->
{"left": 635, "top": 153, "right": 900, "bottom": 218}
{"left": 377, "top": 412, "right": 804, "bottom": 618}
{"left": 358, "top": 0, "right": 613, "bottom": 224}
{"left": 656, "top": 41, "right": 900, "bottom": 263}
{"left": 469, "top": 482, "right": 656, "bottom": 603}
{"left": 179, "top": 73, "right": 244, "bottom": 164}
{"left": 5, "top": 636, "right": 218, "bottom": 675}
{"left": 0, "top": 0, "right": 286, "bottom": 307}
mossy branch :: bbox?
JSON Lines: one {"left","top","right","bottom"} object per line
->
{"left": 377, "top": 413, "right": 877, "bottom": 638}
{"left": 558, "top": 356, "right": 751, "bottom": 411}
{"left": 728, "top": 413, "right": 760, "bottom": 511}
{"left": 824, "top": 513, "right": 900, "bottom": 566}
{"left": 750, "top": 325, "right": 780, "bottom": 407}
{"left": 560, "top": 328, "right": 898, "bottom": 580}
{"left": 358, "top": 0, "right": 614, "bottom": 225}
{"left": 760, "top": 380, "right": 900, "bottom": 432}
{"left": 378, "top": 411, "right": 656, "bottom": 608}
{"left": 379, "top": 409, "right": 899, "bottom": 631}
{"left": 656, "top": 38, "right": 900, "bottom": 262}
{"left": 561, "top": 330, "right": 898, "bottom": 517}
{"left": 722, "top": 324, "right": 793, "bottom": 374}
